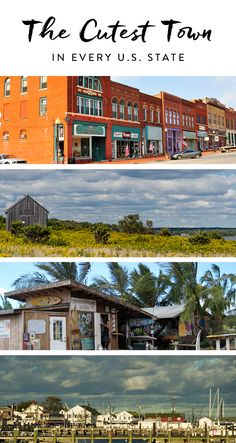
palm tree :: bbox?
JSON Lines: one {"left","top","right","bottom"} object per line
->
{"left": 12, "top": 262, "right": 88, "bottom": 289}
{"left": 0, "top": 295, "right": 12, "bottom": 310}
{"left": 130, "top": 264, "right": 169, "bottom": 307}
{"left": 92, "top": 262, "right": 133, "bottom": 303}
{"left": 200, "top": 264, "right": 236, "bottom": 332}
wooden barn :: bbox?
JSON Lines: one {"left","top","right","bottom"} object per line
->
{"left": 5, "top": 194, "right": 48, "bottom": 231}
{"left": 0, "top": 280, "right": 155, "bottom": 351}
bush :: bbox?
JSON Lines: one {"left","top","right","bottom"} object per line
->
{"left": 47, "top": 237, "right": 68, "bottom": 247}
{"left": 189, "top": 232, "right": 211, "bottom": 245}
{"left": 159, "top": 227, "right": 171, "bottom": 237}
{"left": 208, "top": 231, "right": 223, "bottom": 240}
{"left": 118, "top": 214, "right": 146, "bottom": 234}
{"left": 94, "top": 224, "right": 110, "bottom": 244}
{"left": 23, "top": 225, "right": 51, "bottom": 243}
{"left": 10, "top": 221, "right": 25, "bottom": 236}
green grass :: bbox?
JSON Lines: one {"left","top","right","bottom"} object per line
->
{"left": 1, "top": 228, "right": 236, "bottom": 257}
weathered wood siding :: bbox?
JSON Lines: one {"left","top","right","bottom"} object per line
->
{"left": 0, "top": 313, "right": 23, "bottom": 350}
{"left": 6, "top": 197, "right": 48, "bottom": 230}
{"left": 24, "top": 310, "right": 69, "bottom": 350}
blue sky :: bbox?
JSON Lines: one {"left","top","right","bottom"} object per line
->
{"left": 1, "top": 170, "right": 236, "bottom": 227}
{"left": 1, "top": 261, "right": 235, "bottom": 306}
{"left": 0, "top": 356, "right": 235, "bottom": 416}
{"left": 112, "top": 77, "right": 236, "bottom": 108}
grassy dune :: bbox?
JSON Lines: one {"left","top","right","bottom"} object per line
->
{"left": 0, "top": 228, "right": 236, "bottom": 257}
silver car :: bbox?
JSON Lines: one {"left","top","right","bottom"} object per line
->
{"left": 170, "top": 149, "right": 202, "bottom": 160}
{"left": 0, "top": 154, "right": 27, "bottom": 164}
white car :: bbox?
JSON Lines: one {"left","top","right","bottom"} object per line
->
{"left": 0, "top": 154, "right": 27, "bottom": 164}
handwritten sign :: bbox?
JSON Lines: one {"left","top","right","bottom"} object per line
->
{"left": 28, "top": 319, "right": 46, "bottom": 334}
{"left": 0, "top": 320, "right": 10, "bottom": 338}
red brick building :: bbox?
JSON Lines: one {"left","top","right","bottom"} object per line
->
{"left": 193, "top": 99, "right": 209, "bottom": 150}
{"left": 140, "top": 92, "right": 163, "bottom": 156}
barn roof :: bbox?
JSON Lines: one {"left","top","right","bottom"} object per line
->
{"left": 5, "top": 280, "right": 155, "bottom": 319}
{"left": 5, "top": 194, "right": 49, "bottom": 214}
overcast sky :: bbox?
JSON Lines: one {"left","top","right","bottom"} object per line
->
{"left": 1, "top": 170, "right": 236, "bottom": 227}
{"left": 0, "top": 356, "right": 235, "bottom": 417}
{"left": 112, "top": 77, "right": 236, "bottom": 108}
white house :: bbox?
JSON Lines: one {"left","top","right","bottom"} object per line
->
{"left": 96, "top": 412, "right": 117, "bottom": 428}
{"left": 198, "top": 417, "right": 213, "bottom": 429}
{"left": 63, "top": 405, "right": 99, "bottom": 426}
{"left": 14, "top": 402, "right": 44, "bottom": 424}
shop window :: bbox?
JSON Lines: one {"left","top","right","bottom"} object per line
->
{"left": 112, "top": 98, "right": 118, "bottom": 118}
{"left": 77, "top": 76, "right": 102, "bottom": 91}
{"left": 150, "top": 108, "right": 154, "bottom": 123}
{"left": 20, "top": 76, "right": 28, "bottom": 94}
{"left": 20, "top": 129, "right": 27, "bottom": 140}
{"left": 127, "top": 102, "right": 132, "bottom": 120}
{"left": 40, "top": 76, "right": 47, "bottom": 89}
{"left": 119, "top": 100, "right": 125, "bottom": 119}
{"left": 4, "top": 78, "right": 10, "bottom": 97}
{"left": 39, "top": 97, "right": 47, "bottom": 116}
{"left": 143, "top": 107, "right": 147, "bottom": 121}
{"left": 133, "top": 103, "right": 138, "bottom": 122}
{"left": 2, "top": 131, "right": 9, "bottom": 141}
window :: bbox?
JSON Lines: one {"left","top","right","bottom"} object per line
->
{"left": 112, "top": 98, "right": 118, "bottom": 118}
{"left": 173, "top": 111, "right": 176, "bottom": 125}
{"left": 77, "top": 95, "right": 103, "bottom": 116}
{"left": 4, "top": 78, "right": 10, "bottom": 97}
{"left": 208, "top": 113, "right": 212, "bottom": 124}
{"left": 191, "top": 116, "right": 194, "bottom": 127}
{"left": 133, "top": 104, "right": 138, "bottom": 122}
{"left": 156, "top": 108, "right": 161, "bottom": 123}
{"left": 197, "top": 114, "right": 201, "bottom": 123}
{"left": 77, "top": 76, "right": 102, "bottom": 91}
{"left": 182, "top": 114, "right": 185, "bottom": 126}
{"left": 143, "top": 107, "right": 147, "bottom": 121}
{"left": 3, "top": 131, "right": 9, "bottom": 141}
{"left": 119, "top": 100, "right": 125, "bottom": 119}
{"left": 20, "top": 76, "right": 28, "bottom": 94}
{"left": 39, "top": 97, "right": 47, "bottom": 116}
{"left": 40, "top": 76, "right": 47, "bottom": 89}
{"left": 218, "top": 115, "right": 221, "bottom": 126}
{"left": 221, "top": 116, "right": 224, "bottom": 126}
{"left": 213, "top": 114, "right": 216, "bottom": 125}
{"left": 127, "top": 102, "right": 132, "bottom": 120}
{"left": 150, "top": 108, "right": 154, "bottom": 123}
{"left": 176, "top": 111, "right": 180, "bottom": 125}
{"left": 169, "top": 110, "right": 172, "bottom": 124}
{"left": 20, "top": 129, "right": 27, "bottom": 140}
{"left": 165, "top": 109, "right": 169, "bottom": 124}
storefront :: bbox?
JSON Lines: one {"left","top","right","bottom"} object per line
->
{"left": 182, "top": 131, "right": 197, "bottom": 150}
{"left": 143, "top": 126, "right": 163, "bottom": 155}
{"left": 112, "top": 126, "right": 140, "bottom": 159}
{"left": 0, "top": 281, "right": 153, "bottom": 351}
{"left": 165, "top": 128, "right": 182, "bottom": 155}
{"left": 197, "top": 127, "right": 209, "bottom": 150}
{"left": 208, "top": 130, "right": 226, "bottom": 149}
{"left": 72, "top": 122, "right": 106, "bottom": 162}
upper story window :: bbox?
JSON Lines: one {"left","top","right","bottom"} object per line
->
{"left": 150, "top": 108, "right": 154, "bottom": 123}
{"left": 77, "top": 95, "right": 103, "bottom": 116}
{"left": 40, "top": 76, "right": 47, "bottom": 89}
{"left": 208, "top": 113, "right": 212, "bottom": 124}
{"left": 169, "top": 110, "right": 172, "bottom": 124}
{"left": 21, "top": 76, "right": 28, "bottom": 94}
{"left": 133, "top": 104, "right": 138, "bottom": 122}
{"left": 143, "top": 107, "right": 147, "bottom": 121}
{"left": 197, "top": 114, "right": 201, "bottom": 123}
{"left": 173, "top": 111, "right": 176, "bottom": 125}
{"left": 39, "top": 97, "right": 47, "bottom": 116}
{"left": 4, "top": 78, "right": 10, "bottom": 97}
{"left": 221, "top": 116, "right": 224, "bottom": 126}
{"left": 165, "top": 109, "right": 169, "bottom": 124}
{"left": 157, "top": 108, "right": 161, "bottom": 124}
{"left": 112, "top": 98, "right": 118, "bottom": 118}
{"left": 119, "top": 100, "right": 125, "bottom": 119}
{"left": 176, "top": 111, "right": 180, "bottom": 125}
{"left": 127, "top": 102, "right": 132, "bottom": 120}
{"left": 77, "top": 76, "right": 102, "bottom": 91}
{"left": 3, "top": 131, "right": 9, "bottom": 141}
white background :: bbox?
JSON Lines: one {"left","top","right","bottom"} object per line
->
{"left": 0, "top": 0, "right": 235, "bottom": 75}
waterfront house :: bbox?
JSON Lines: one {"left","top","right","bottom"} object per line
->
{"left": 62, "top": 405, "right": 100, "bottom": 426}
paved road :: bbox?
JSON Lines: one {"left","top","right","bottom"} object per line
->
{"left": 165, "top": 152, "right": 236, "bottom": 164}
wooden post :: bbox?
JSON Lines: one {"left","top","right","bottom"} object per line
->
{"left": 108, "top": 430, "right": 113, "bottom": 443}
{"left": 206, "top": 429, "right": 209, "bottom": 443}
{"left": 53, "top": 428, "right": 57, "bottom": 443}
{"left": 187, "top": 429, "right": 190, "bottom": 443}
{"left": 168, "top": 430, "right": 171, "bottom": 443}
{"left": 13, "top": 429, "right": 19, "bottom": 443}
{"left": 149, "top": 430, "right": 152, "bottom": 443}
{"left": 71, "top": 428, "right": 75, "bottom": 443}
{"left": 129, "top": 430, "right": 133, "bottom": 443}
{"left": 226, "top": 429, "right": 229, "bottom": 443}
{"left": 91, "top": 429, "right": 94, "bottom": 443}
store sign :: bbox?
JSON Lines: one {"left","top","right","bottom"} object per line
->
{"left": 73, "top": 124, "right": 105, "bottom": 136}
{"left": 71, "top": 297, "right": 97, "bottom": 312}
{"left": 214, "top": 135, "right": 219, "bottom": 141}
{"left": 0, "top": 319, "right": 10, "bottom": 338}
{"left": 28, "top": 295, "right": 62, "bottom": 307}
{"left": 113, "top": 131, "right": 139, "bottom": 139}
{"left": 28, "top": 319, "right": 46, "bottom": 334}
{"left": 199, "top": 125, "right": 206, "bottom": 131}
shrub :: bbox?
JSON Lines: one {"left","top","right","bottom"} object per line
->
{"left": 23, "top": 225, "right": 51, "bottom": 243}
{"left": 159, "top": 227, "right": 171, "bottom": 237}
{"left": 47, "top": 237, "right": 68, "bottom": 247}
{"left": 10, "top": 221, "right": 25, "bottom": 236}
{"left": 118, "top": 214, "right": 146, "bottom": 234}
{"left": 94, "top": 224, "right": 110, "bottom": 244}
{"left": 189, "top": 232, "right": 210, "bottom": 245}
{"left": 208, "top": 231, "right": 223, "bottom": 240}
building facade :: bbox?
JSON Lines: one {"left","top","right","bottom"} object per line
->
{"left": 203, "top": 98, "right": 226, "bottom": 149}
{"left": 5, "top": 194, "right": 48, "bottom": 231}
{"left": 193, "top": 99, "right": 209, "bottom": 150}
{"left": 225, "top": 107, "right": 236, "bottom": 145}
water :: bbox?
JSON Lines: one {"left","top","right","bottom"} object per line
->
{"left": 224, "top": 236, "right": 236, "bottom": 241}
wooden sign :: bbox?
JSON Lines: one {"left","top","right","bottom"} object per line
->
{"left": 28, "top": 295, "right": 62, "bottom": 307}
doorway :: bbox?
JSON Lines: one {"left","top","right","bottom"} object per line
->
{"left": 50, "top": 316, "right": 67, "bottom": 350}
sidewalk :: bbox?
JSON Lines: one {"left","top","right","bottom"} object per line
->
{"left": 95, "top": 151, "right": 217, "bottom": 164}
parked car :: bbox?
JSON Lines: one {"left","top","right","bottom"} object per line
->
{"left": 170, "top": 149, "right": 202, "bottom": 160}
{"left": 0, "top": 154, "right": 27, "bottom": 164}
{"left": 220, "top": 145, "right": 236, "bottom": 153}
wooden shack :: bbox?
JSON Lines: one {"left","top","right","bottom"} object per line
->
{"left": 0, "top": 280, "right": 154, "bottom": 351}
{"left": 5, "top": 194, "right": 48, "bottom": 231}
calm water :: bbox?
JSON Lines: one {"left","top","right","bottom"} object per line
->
{"left": 225, "top": 236, "right": 236, "bottom": 241}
